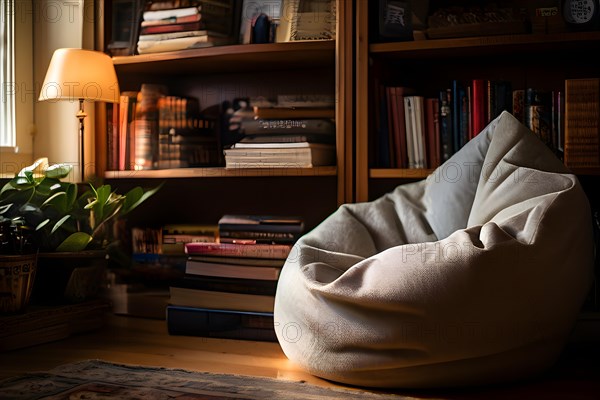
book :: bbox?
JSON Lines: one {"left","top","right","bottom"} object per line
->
{"left": 218, "top": 214, "right": 304, "bottom": 234}
{"left": 425, "top": 97, "right": 440, "bottom": 169}
{"left": 276, "top": 94, "right": 335, "bottom": 108}
{"left": 390, "top": 86, "right": 415, "bottom": 168}
{"left": 185, "top": 258, "right": 282, "bottom": 280}
{"left": 168, "top": 286, "right": 276, "bottom": 312}
{"left": 137, "top": 34, "right": 231, "bottom": 54}
{"left": 173, "top": 274, "right": 278, "bottom": 296}
{"left": 141, "top": 13, "right": 202, "bottom": 27}
{"left": 185, "top": 241, "right": 292, "bottom": 259}
{"left": 471, "top": 78, "right": 487, "bottom": 136}
{"left": 525, "top": 88, "right": 553, "bottom": 150}
{"left": 403, "top": 95, "right": 415, "bottom": 168}
{"left": 252, "top": 106, "right": 335, "bottom": 119}
{"left": 564, "top": 78, "right": 600, "bottom": 168}
{"left": 166, "top": 305, "right": 277, "bottom": 341}
{"left": 118, "top": 91, "right": 139, "bottom": 170}
{"left": 224, "top": 142, "right": 336, "bottom": 168}
{"left": 512, "top": 89, "right": 525, "bottom": 123}
{"left": 139, "top": 29, "right": 213, "bottom": 41}
{"left": 187, "top": 255, "right": 285, "bottom": 267}
{"left": 439, "top": 88, "right": 454, "bottom": 162}
{"left": 239, "top": 118, "right": 335, "bottom": 136}
{"left": 239, "top": 133, "right": 335, "bottom": 145}
{"left": 142, "top": 6, "right": 201, "bottom": 21}
{"left": 140, "top": 21, "right": 207, "bottom": 35}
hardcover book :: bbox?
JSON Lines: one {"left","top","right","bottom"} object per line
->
{"left": 166, "top": 305, "right": 277, "bottom": 341}
{"left": 185, "top": 258, "right": 282, "bottom": 281}
{"left": 239, "top": 118, "right": 335, "bottom": 136}
{"left": 564, "top": 78, "right": 600, "bottom": 168}
{"left": 218, "top": 214, "right": 303, "bottom": 232}
{"left": 168, "top": 286, "right": 275, "bottom": 312}
{"left": 184, "top": 242, "right": 293, "bottom": 259}
{"left": 172, "top": 274, "right": 278, "bottom": 296}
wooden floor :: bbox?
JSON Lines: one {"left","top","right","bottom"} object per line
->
{"left": 1, "top": 313, "right": 600, "bottom": 399}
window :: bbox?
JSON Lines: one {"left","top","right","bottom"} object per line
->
{"left": 0, "top": 0, "right": 15, "bottom": 148}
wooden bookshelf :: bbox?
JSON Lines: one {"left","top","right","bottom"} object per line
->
{"left": 355, "top": 1, "right": 600, "bottom": 202}
{"left": 104, "top": 166, "right": 337, "bottom": 179}
{"left": 112, "top": 40, "right": 336, "bottom": 74}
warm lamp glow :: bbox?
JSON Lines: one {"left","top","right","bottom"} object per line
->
{"left": 38, "top": 48, "right": 120, "bottom": 181}
{"left": 39, "top": 48, "right": 120, "bottom": 103}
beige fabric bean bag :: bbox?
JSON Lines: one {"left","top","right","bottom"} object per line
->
{"left": 273, "top": 111, "right": 594, "bottom": 388}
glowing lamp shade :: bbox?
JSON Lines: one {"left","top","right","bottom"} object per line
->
{"left": 39, "top": 48, "right": 120, "bottom": 103}
{"left": 38, "top": 48, "right": 120, "bottom": 181}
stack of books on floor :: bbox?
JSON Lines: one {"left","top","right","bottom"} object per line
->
{"left": 223, "top": 94, "right": 336, "bottom": 168}
{"left": 136, "top": 1, "right": 234, "bottom": 54}
{"left": 167, "top": 214, "right": 304, "bottom": 341}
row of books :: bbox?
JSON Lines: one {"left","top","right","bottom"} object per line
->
{"left": 166, "top": 214, "right": 303, "bottom": 341}
{"left": 374, "top": 79, "right": 567, "bottom": 170}
{"left": 107, "top": 84, "right": 220, "bottom": 171}
{"left": 223, "top": 94, "right": 336, "bottom": 168}
{"left": 136, "top": 1, "right": 235, "bottom": 54}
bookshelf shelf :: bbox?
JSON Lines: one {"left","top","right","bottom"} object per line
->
{"left": 369, "top": 168, "right": 433, "bottom": 179}
{"left": 112, "top": 40, "right": 336, "bottom": 75}
{"left": 355, "top": 0, "right": 600, "bottom": 202}
{"left": 369, "top": 31, "right": 600, "bottom": 59}
{"left": 104, "top": 166, "right": 337, "bottom": 179}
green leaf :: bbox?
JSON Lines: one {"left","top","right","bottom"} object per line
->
{"left": 0, "top": 204, "right": 12, "bottom": 215}
{"left": 51, "top": 215, "right": 71, "bottom": 234}
{"left": 45, "top": 163, "right": 73, "bottom": 179}
{"left": 56, "top": 232, "right": 93, "bottom": 252}
{"left": 36, "top": 218, "right": 50, "bottom": 230}
{"left": 122, "top": 182, "right": 163, "bottom": 215}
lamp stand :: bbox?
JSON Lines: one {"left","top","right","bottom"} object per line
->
{"left": 76, "top": 99, "right": 87, "bottom": 182}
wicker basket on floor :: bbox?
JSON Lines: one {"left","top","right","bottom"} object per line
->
{"left": 0, "top": 254, "right": 38, "bottom": 313}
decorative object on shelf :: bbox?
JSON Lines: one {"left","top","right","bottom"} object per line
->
{"left": 562, "top": 0, "right": 600, "bottom": 30}
{"left": 377, "top": 0, "right": 413, "bottom": 42}
{"left": 38, "top": 48, "right": 120, "bottom": 182}
{"left": 426, "top": 5, "right": 528, "bottom": 39}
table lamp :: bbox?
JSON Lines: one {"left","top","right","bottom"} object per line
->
{"left": 38, "top": 48, "right": 120, "bottom": 181}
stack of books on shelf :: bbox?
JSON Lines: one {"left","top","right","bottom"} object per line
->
{"left": 167, "top": 214, "right": 304, "bottom": 341}
{"left": 223, "top": 94, "right": 336, "bottom": 168}
{"left": 136, "top": 0, "right": 235, "bottom": 54}
{"left": 374, "top": 79, "right": 566, "bottom": 170}
{"left": 107, "top": 84, "right": 220, "bottom": 171}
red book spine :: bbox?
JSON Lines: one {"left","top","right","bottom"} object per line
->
{"left": 472, "top": 79, "right": 487, "bottom": 137}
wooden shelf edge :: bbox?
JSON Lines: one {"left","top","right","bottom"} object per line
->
{"left": 370, "top": 31, "right": 600, "bottom": 54}
{"left": 113, "top": 40, "right": 336, "bottom": 66}
{"left": 104, "top": 166, "right": 337, "bottom": 179}
{"left": 370, "top": 168, "right": 433, "bottom": 179}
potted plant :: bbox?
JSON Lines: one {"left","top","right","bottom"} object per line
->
{"left": 0, "top": 158, "right": 162, "bottom": 303}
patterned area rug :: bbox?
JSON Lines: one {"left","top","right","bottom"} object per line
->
{"left": 0, "top": 359, "right": 410, "bottom": 399}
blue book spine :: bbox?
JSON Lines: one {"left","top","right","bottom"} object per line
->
{"left": 439, "top": 89, "right": 454, "bottom": 162}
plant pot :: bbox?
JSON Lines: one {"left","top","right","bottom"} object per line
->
{"left": 32, "top": 250, "right": 108, "bottom": 304}
{"left": 0, "top": 253, "right": 38, "bottom": 313}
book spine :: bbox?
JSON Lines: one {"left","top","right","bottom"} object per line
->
{"left": 439, "top": 89, "right": 454, "bottom": 162}
{"left": 564, "top": 78, "right": 600, "bottom": 168}
{"left": 184, "top": 242, "right": 292, "bottom": 259}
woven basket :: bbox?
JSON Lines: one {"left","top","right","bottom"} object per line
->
{"left": 0, "top": 254, "right": 38, "bottom": 313}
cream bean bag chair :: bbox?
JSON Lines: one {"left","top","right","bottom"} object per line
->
{"left": 274, "top": 111, "right": 594, "bottom": 388}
